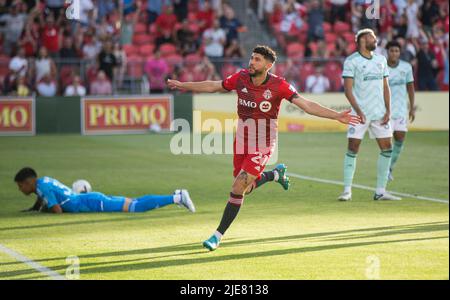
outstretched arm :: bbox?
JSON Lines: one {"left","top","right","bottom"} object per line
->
{"left": 291, "top": 94, "right": 361, "bottom": 125}
{"left": 167, "top": 79, "right": 227, "bottom": 93}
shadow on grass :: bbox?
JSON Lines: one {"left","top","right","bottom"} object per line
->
{"left": 0, "top": 221, "right": 447, "bottom": 278}
{"left": 1, "top": 235, "right": 447, "bottom": 279}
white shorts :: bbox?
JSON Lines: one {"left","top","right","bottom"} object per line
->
{"left": 391, "top": 117, "right": 408, "bottom": 132}
{"left": 347, "top": 120, "right": 393, "bottom": 139}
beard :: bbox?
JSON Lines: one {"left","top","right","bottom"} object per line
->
{"left": 367, "top": 43, "right": 377, "bottom": 51}
{"left": 249, "top": 68, "right": 264, "bottom": 77}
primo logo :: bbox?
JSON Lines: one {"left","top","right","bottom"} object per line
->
{"left": 65, "top": 0, "right": 81, "bottom": 20}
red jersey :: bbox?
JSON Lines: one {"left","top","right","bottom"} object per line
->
{"left": 41, "top": 25, "right": 60, "bottom": 53}
{"left": 222, "top": 69, "right": 298, "bottom": 153}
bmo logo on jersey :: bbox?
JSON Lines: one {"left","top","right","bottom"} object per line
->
{"left": 239, "top": 98, "right": 257, "bottom": 108}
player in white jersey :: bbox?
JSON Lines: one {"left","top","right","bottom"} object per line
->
{"left": 385, "top": 41, "right": 416, "bottom": 181}
{"left": 339, "top": 28, "right": 401, "bottom": 201}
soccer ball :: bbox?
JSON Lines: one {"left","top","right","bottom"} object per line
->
{"left": 72, "top": 179, "right": 92, "bottom": 194}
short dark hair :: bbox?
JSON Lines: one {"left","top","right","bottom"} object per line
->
{"left": 253, "top": 45, "right": 277, "bottom": 63}
{"left": 386, "top": 40, "right": 401, "bottom": 50}
{"left": 14, "top": 167, "right": 37, "bottom": 182}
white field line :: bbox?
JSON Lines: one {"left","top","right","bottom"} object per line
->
{"left": 287, "top": 172, "right": 449, "bottom": 204}
{"left": 0, "top": 244, "right": 65, "bottom": 280}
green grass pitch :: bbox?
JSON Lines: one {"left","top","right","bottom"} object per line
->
{"left": 0, "top": 131, "right": 448, "bottom": 279}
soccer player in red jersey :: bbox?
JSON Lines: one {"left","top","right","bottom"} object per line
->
{"left": 167, "top": 45, "right": 361, "bottom": 251}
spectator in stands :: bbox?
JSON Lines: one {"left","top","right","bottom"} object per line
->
{"left": 307, "top": 0, "right": 325, "bottom": 42}
{"left": 97, "top": 0, "right": 117, "bottom": 22}
{"left": 46, "top": 0, "right": 65, "bottom": 21}
{"left": 155, "top": 4, "right": 178, "bottom": 37}
{"left": 393, "top": 14, "right": 408, "bottom": 39}
{"left": 78, "top": 0, "right": 95, "bottom": 27}
{"left": 64, "top": 75, "right": 87, "bottom": 96}
{"left": 329, "top": 0, "right": 348, "bottom": 24}
{"left": 0, "top": 3, "right": 27, "bottom": 55}
{"left": 203, "top": 18, "right": 226, "bottom": 59}
{"left": 82, "top": 33, "right": 101, "bottom": 60}
{"left": 96, "top": 15, "right": 116, "bottom": 41}
{"left": 398, "top": 37, "right": 417, "bottom": 63}
{"left": 147, "top": 0, "right": 172, "bottom": 25}
{"left": 421, "top": 0, "right": 441, "bottom": 32}
{"left": 279, "top": 1, "right": 303, "bottom": 36}
{"left": 406, "top": 0, "right": 420, "bottom": 39}
{"left": 9, "top": 47, "right": 28, "bottom": 82}
{"left": 98, "top": 40, "right": 117, "bottom": 82}
{"left": 305, "top": 65, "right": 330, "bottom": 94}
{"left": 60, "top": 35, "right": 80, "bottom": 63}
{"left": 220, "top": 3, "right": 246, "bottom": 45}
{"left": 34, "top": 46, "right": 57, "bottom": 83}
{"left": 113, "top": 41, "right": 127, "bottom": 89}
{"left": 417, "top": 39, "right": 439, "bottom": 90}
{"left": 224, "top": 38, "right": 246, "bottom": 62}
{"left": 15, "top": 75, "right": 30, "bottom": 96}
{"left": 120, "top": 0, "right": 142, "bottom": 45}
{"left": 36, "top": 73, "right": 57, "bottom": 97}
{"left": 90, "top": 70, "right": 113, "bottom": 95}
{"left": 37, "top": 13, "right": 62, "bottom": 59}
{"left": 19, "top": 21, "right": 38, "bottom": 58}
{"left": 155, "top": 29, "right": 176, "bottom": 51}
{"left": 173, "top": 0, "right": 189, "bottom": 22}
{"left": 197, "top": 0, "right": 215, "bottom": 32}
{"left": 145, "top": 50, "right": 169, "bottom": 94}
{"left": 176, "top": 19, "right": 199, "bottom": 56}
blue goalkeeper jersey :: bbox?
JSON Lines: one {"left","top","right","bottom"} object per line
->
{"left": 36, "top": 176, "right": 127, "bottom": 212}
{"left": 36, "top": 177, "right": 75, "bottom": 209}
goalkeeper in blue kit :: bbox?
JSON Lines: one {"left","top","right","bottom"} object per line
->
{"left": 14, "top": 167, "right": 195, "bottom": 214}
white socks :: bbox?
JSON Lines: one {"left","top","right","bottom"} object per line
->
{"left": 173, "top": 194, "right": 181, "bottom": 204}
{"left": 344, "top": 186, "right": 352, "bottom": 194}
{"left": 214, "top": 231, "right": 223, "bottom": 240}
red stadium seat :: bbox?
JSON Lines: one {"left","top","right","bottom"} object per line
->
{"left": 324, "top": 62, "right": 343, "bottom": 91}
{"left": 159, "top": 43, "right": 177, "bottom": 57}
{"left": 299, "top": 62, "right": 315, "bottom": 87}
{"left": 342, "top": 31, "right": 355, "bottom": 45}
{"left": 334, "top": 21, "right": 351, "bottom": 34}
{"left": 133, "top": 34, "right": 153, "bottom": 45}
{"left": 221, "top": 63, "right": 239, "bottom": 79}
{"left": 286, "top": 42, "right": 305, "bottom": 59}
{"left": 273, "top": 62, "right": 288, "bottom": 77}
{"left": 127, "top": 55, "right": 144, "bottom": 78}
{"left": 323, "top": 22, "right": 332, "bottom": 33}
{"left": 134, "top": 22, "right": 148, "bottom": 34}
{"left": 324, "top": 32, "right": 337, "bottom": 44}
{"left": 139, "top": 44, "right": 155, "bottom": 56}
{"left": 123, "top": 44, "right": 139, "bottom": 57}
{"left": 164, "top": 54, "right": 183, "bottom": 71}
{"left": 184, "top": 53, "right": 202, "bottom": 69}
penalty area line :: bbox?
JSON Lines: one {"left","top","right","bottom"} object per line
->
{"left": 0, "top": 243, "right": 65, "bottom": 280}
{"left": 287, "top": 172, "right": 449, "bottom": 204}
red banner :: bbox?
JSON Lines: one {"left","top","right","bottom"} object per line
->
{"left": 0, "top": 98, "right": 35, "bottom": 135}
{"left": 82, "top": 96, "right": 173, "bottom": 135}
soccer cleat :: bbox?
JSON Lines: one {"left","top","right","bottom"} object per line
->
{"left": 175, "top": 189, "right": 196, "bottom": 212}
{"left": 273, "top": 163, "right": 290, "bottom": 191}
{"left": 338, "top": 192, "right": 352, "bottom": 201}
{"left": 373, "top": 192, "right": 402, "bottom": 201}
{"left": 388, "top": 169, "right": 394, "bottom": 181}
{"left": 203, "top": 234, "right": 220, "bottom": 251}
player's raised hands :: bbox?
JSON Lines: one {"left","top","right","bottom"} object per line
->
{"left": 336, "top": 109, "right": 362, "bottom": 126}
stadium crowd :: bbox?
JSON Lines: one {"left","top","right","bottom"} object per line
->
{"left": 0, "top": 0, "right": 448, "bottom": 97}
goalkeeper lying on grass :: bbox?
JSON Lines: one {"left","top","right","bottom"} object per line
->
{"left": 15, "top": 167, "right": 195, "bottom": 214}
